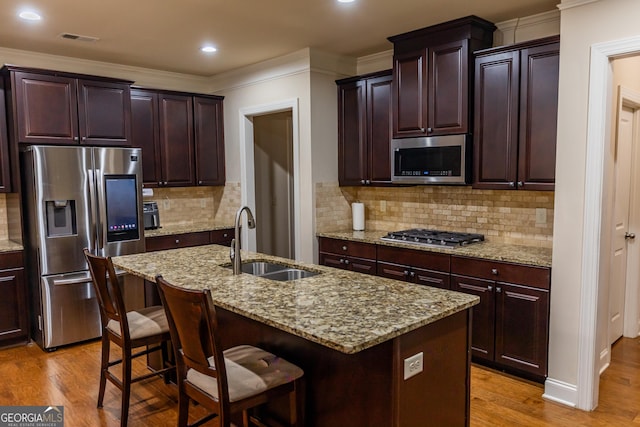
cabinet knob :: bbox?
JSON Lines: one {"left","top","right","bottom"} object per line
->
{"left": 198, "top": 180, "right": 203, "bottom": 185}
{"left": 427, "top": 127, "right": 433, "bottom": 133}
{"left": 509, "top": 182, "right": 515, "bottom": 188}
{"left": 361, "top": 179, "right": 366, "bottom": 184}
{"left": 517, "top": 181, "right": 524, "bottom": 187}
{"left": 82, "top": 136, "right": 87, "bottom": 141}
{"left": 344, "top": 259, "right": 350, "bottom": 265}
{"left": 223, "top": 233, "right": 228, "bottom": 238}
{"left": 366, "top": 180, "right": 371, "bottom": 185}
{"left": 420, "top": 127, "right": 426, "bottom": 133}
{"left": 496, "top": 287, "right": 502, "bottom": 293}
{"left": 625, "top": 232, "right": 636, "bottom": 240}
{"left": 74, "top": 136, "right": 79, "bottom": 141}
{"left": 340, "top": 258, "right": 345, "bottom": 264}
{"left": 342, "top": 245, "right": 347, "bottom": 251}
{"left": 175, "top": 239, "right": 180, "bottom": 244}
{"left": 488, "top": 285, "right": 493, "bottom": 291}
{"left": 409, "top": 271, "right": 415, "bottom": 278}
{"left": 164, "top": 181, "right": 168, "bottom": 185}
{"left": 491, "top": 268, "right": 498, "bottom": 275}
{"left": 404, "top": 270, "right": 410, "bottom": 276}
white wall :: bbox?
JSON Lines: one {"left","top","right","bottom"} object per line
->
{"left": 547, "top": 0, "right": 640, "bottom": 409}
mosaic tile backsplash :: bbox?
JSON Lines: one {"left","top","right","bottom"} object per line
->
{"left": 316, "top": 182, "right": 554, "bottom": 248}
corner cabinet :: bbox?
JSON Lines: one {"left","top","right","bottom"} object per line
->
{"left": 130, "top": 88, "right": 225, "bottom": 188}
{"left": 4, "top": 66, "right": 132, "bottom": 146}
{"left": 337, "top": 70, "right": 392, "bottom": 186}
{"left": 450, "top": 255, "right": 550, "bottom": 380}
{"left": 388, "top": 16, "right": 495, "bottom": 138}
{"left": 0, "top": 251, "right": 28, "bottom": 349}
{"left": 473, "top": 36, "right": 560, "bottom": 191}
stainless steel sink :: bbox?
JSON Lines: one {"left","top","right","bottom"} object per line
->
{"left": 228, "top": 260, "right": 320, "bottom": 281}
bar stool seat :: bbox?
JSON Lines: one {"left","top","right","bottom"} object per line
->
{"left": 106, "top": 306, "right": 169, "bottom": 340}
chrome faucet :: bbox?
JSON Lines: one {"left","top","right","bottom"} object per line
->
{"left": 230, "top": 206, "right": 256, "bottom": 274}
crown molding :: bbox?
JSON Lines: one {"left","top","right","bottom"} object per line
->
{"left": 557, "top": 0, "right": 600, "bottom": 11}
{"left": 0, "top": 46, "right": 210, "bottom": 92}
{"left": 356, "top": 50, "right": 393, "bottom": 76}
{"left": 517, "top": 9, "right": 560, "bottom": 28}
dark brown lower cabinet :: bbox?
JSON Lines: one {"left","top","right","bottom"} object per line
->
{"left": 376, "top": 245, "right": 450, "bottom": 289}
{"left": 145, "top": 228, "right": 234, "bottom": 252}
{"left": 318, "top": 237, "right": 377, "bottom": 275}
{"left": 0, "top": 251, "right": 28, "bottom": 348}
{"left": 451, "top": 255, "right": 550, "bottom": 381}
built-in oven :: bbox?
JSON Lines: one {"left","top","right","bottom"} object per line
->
{"left": 391, "top": 134, "right": 472, "bottom": 185}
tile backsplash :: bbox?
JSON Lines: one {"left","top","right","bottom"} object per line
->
{"left": 316, "top": 182, "right": 554, "bottom": 248}
{"left": 146, "top": 183, "right": 241, "bottom": 228}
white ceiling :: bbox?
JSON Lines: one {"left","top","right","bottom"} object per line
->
{"left": 1, "top": 0, "right": 558, "bottom": 77}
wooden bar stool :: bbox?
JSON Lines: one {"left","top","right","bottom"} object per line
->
{"left": 84, "top": 249, "right": 174, "bottom": 427}
{"left": 155, "top": 275, "right": 305, "bottom": 427}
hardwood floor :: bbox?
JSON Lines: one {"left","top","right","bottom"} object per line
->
{"left": 1, "top": 337, "right": 639, "bottom": 426}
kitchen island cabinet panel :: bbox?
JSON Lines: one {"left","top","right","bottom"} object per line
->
{"left": 0, "top": 251, "right": 27, "bottom": 348}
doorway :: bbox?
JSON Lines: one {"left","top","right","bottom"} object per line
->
{"left": 252, "top": 111, "right": 295, "bottom": 259}
{"left": 608, "top": 89, "right": 640, "bottom": 349}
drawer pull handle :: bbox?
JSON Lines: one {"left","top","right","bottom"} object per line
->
{"left": 491, "top": 268, "right": 498, "bottom": 275}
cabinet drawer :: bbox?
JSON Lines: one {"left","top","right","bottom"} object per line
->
{"left": 146, "top": 231, "right": 211, "bottom": 252}
{"left": 377, "top": 245, "right": 450, "bottom": 272}
{"left": 319, "top": 238, "right": 376, "bottom": 259}
{"left": 451, "top": 256, "right": 550, "bottom": 289}
{"left": 0, "top": 251, "right": 24, "bottom": 270}
{"left": 210, "top": 228, "right": 233, "bottom": 246}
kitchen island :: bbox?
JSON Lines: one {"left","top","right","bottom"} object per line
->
{"left": 113, "top": 244, "right": 479, "bottom": 426}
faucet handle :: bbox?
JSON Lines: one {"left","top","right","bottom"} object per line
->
{"left": 230, "top": 238, "right": 236, "bottom": 261}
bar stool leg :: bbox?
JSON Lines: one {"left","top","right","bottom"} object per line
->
{"left": 97, "top": 334, "right": 110, "bottom": 408}
{"left": 121, "top": 347, "right": 132, "bottom": 427}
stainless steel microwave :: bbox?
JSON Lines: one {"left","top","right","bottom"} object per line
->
{"left": 391, "top": 134, "right": 472, "bottom": 185}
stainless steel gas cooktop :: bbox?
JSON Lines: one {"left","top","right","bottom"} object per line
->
{"left": 380, "top": 228, "right": 485, "bottom": 248}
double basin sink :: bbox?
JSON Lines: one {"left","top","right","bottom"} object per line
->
{"left": 231, "top": 260, "right": 320, "bottom": 282}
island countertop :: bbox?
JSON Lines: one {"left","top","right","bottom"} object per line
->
{"left": 112, "top": 244, "right": 479, "bottom": 354}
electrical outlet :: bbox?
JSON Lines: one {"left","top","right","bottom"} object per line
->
{"left": 163, "top": 200, "right": 170, "bottom": 210}
{"left": 200, "top": 199, "right": 206, "bottom": 208}
{"left": 536, "top": 208, "right": 547, "bottom": 224}
{"left": 380, "top": 200, "right": 387, "bottom": 213}
{"left": 403, "top": 352, "right": 423, "bottom": 380}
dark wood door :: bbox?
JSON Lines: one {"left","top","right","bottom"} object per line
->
{"left": 130, "top": 89, "right": 161, "bottom": 187}
{"left": 158, "top": 93, "right": 195, "bottom": 186}
{"left": 518, "top": 42, "right": 560, "bottom": 191}
{"left": 0, "top": 78, "right": 12, "bottom": 192}
{"left": 0, "top": 268, "right": 27, "bottom": 347}
{"left": 473, "top": 50, "right": 520, "bottom": 189}
{"left": 494, "top": 282, "right": 549, "bottom": 377}
{"left": 77, "top": 79, "right": 131, "bottom": 146}
{"left": 366, "top": 74, "right": 392, "bottom": 184}
{"left": 338, "top": 80, "right": 366, "bottom": 185}
{"left": 392, "top": 49, "right": 428, "bottom": 138}
{"left": 428, "top": 39, "right": 469, "bottom": 135}
{"left": 194, "top": 96, "right": 225, "bottom": 186}
{"left": 13, "top": 72, "right": 79, "bottom": 145}
{"left": 451, "top": 274, "right": 495, "bottom": 361}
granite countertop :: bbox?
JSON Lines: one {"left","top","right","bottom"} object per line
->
{"left": 113, "top": 245, "right": 479, "bottom": 354}
{"left": 317, "top": 230, "right": 552, "bottom": 268}
{"left": 0, "top": 240, "right": 24, "bottom": 252}
{"left": 144, "top": 223, "right": 234, "bottom": 238}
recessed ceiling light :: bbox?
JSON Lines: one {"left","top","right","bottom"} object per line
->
{"left": 201, "top": 45, "right": 217, "bottom": 53}
{"left": 18, "top": 10, "right": 42, "bottom": 21}
{"left": 337, "top": 0, "right": 355, "bottom": 3}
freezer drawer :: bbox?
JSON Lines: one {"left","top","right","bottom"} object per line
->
{"left": 41, "top": 272, "right": 101, "bottom": 349}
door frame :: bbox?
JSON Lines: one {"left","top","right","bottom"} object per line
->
{"left": 238, "top": 99, "right": 301, "bottom": 258}
{"left": 573, "top": 35, "right": 640, "bottom": 410}
{"left": 619, "top": 87, "right": 640, "bottom": 339}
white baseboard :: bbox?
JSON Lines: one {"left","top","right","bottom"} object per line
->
{"left": 543, "top": 378, "right": 578, "bottom": 407}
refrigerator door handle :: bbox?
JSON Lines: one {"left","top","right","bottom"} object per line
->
{"left": 95, "top": 168, "right": 104, "bottom": 253}
{"left": 87, "top": 168, "right": 98, "bottom": 253}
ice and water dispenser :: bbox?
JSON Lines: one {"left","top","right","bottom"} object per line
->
{"left": 45, "top": 200, "right": 77, "bottom": 237}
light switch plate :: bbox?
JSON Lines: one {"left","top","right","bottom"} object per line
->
{"left": 403, "top": 352, "right": 423, "bottom": 380}
{"left": 536, "top": 208, "right": 547, "bottom": 224}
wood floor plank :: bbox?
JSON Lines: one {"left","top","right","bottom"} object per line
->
{"left": 1, "top": 338, "right": 640, "bottom": 425}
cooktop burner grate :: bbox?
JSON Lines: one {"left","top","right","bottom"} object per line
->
{"left": 380, "top": 228, "right": 485, "bottom": 248}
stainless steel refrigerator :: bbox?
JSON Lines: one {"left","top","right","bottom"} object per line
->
{"left": 21, "top": 145, "right": 145, "bottom": 350}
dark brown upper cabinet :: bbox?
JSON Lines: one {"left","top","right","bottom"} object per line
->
{"left": 337, "top": 70, "right": 392, "bottom": 186}
{"left": 0, "top": 78, "right": 12, "bottom": 192}
{"left": 388, "top": 16, "right": 495, "bottom": 139}
{"left": 473, "top": 36, "right": 560, "bottom": 191}
{"left": 130, "top": 88, "right": 225, "bottom": 188}
{"left": 5, "top": 67, "right": 132, "bottom": 146}
{"left": 194, "top": 96, "right": 225, "bottom": 186}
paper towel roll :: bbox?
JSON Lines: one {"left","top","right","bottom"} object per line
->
{"left": 352, "top": 202, "right": 365, "bottom": 231}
